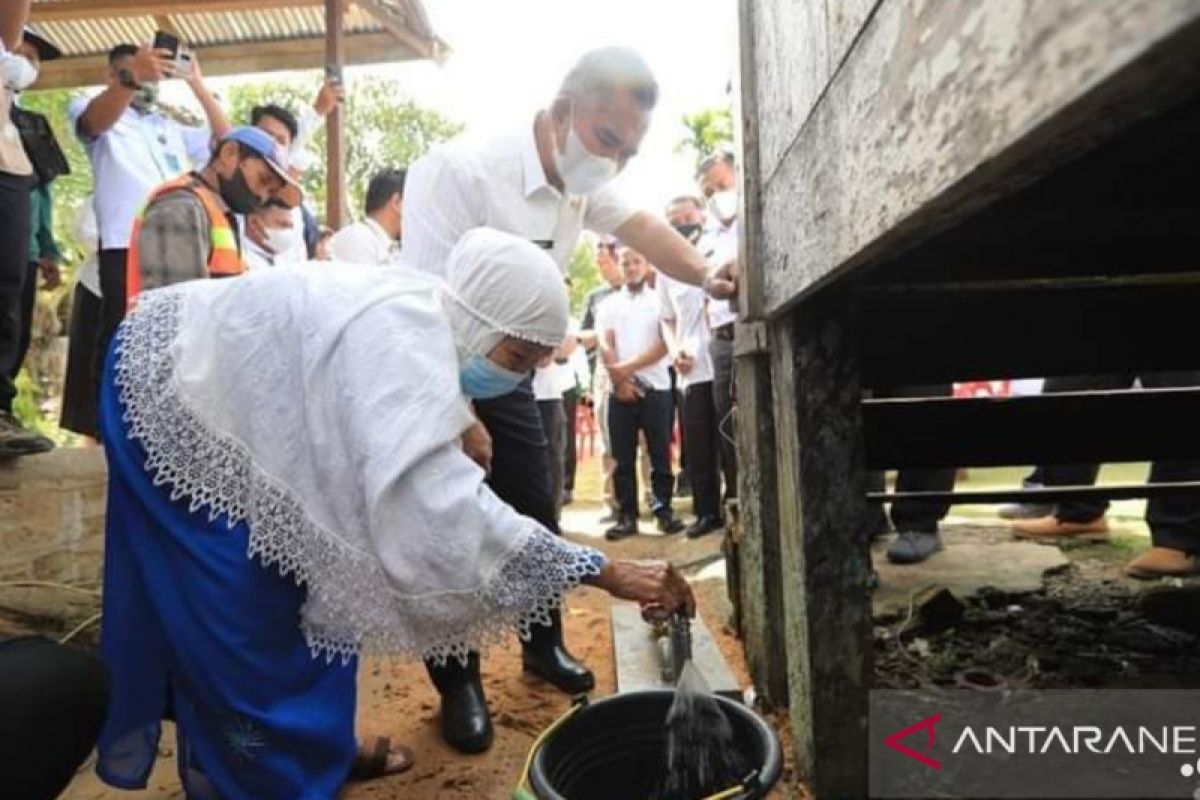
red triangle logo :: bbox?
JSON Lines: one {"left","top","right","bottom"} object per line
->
{"left": 883, "top": 713, "right": 942, "bottom": 770}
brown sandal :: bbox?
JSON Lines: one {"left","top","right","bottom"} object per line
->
{"left": 348, "top": 736, "right": 414, "bottom": 781}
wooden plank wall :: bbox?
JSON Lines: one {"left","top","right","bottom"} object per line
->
{"left": 752, "top": 0, "right": 1200, "bottom": 315}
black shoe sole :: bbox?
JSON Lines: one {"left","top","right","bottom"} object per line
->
{"left": 522, "top": 661, "right": 596, "bottom": 694}
{"left": 442, "top": 725, "right": 494, "bottom": 755}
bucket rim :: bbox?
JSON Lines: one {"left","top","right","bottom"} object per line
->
{"left": 527, "top": 689, "right": 783, "bottom": 800}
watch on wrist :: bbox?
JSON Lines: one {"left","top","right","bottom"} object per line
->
{"left": 117, "top": 68, "right": 143, "bottom": 91}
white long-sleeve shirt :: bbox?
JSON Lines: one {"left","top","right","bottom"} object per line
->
{"left": 399, "top": 126, "right": 637, "bottom": 276}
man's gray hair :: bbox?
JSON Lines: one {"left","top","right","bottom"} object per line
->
{"left": 558, "top": 47, "right": 659, "bottom": 111}
{"left": 696, "top": 149, "right": 736, "bottom": 180}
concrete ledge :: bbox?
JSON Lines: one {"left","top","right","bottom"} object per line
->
{"left": 0, "top": 448, "right": 107, "bottom": 590}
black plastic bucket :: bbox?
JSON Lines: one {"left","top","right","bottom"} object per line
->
{"left": 528, "top": 690, "right": 782, "bottom": 800}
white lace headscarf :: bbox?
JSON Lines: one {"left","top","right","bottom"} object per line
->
{"left": 442, "top": 228, "right": 569, "bottom": 361}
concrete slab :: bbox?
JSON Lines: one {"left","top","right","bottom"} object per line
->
{"left": 611, "top": 601, "right": 743, "bottom": 701}
{"left": 873, "top": 540, "right": 1069, "bottom": 619}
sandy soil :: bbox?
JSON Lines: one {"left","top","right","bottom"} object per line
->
{"left": 58, "top": 457, "right": 796, "bottom": 799}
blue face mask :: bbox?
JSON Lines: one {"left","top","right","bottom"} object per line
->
{"left": 459, "top": 354, "right": 525, "bottom": 399}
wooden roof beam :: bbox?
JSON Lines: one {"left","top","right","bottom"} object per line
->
{"left": 355, "top": 0, "right": 440, "bottom": 61}
{"left": 32, "top": 0, "right": 325, "bottom": 23}
{"left": 34, "top": 30, "right": 414, "bottom": 90}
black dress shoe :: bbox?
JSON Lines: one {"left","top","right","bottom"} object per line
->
{"left": 685, "top": 515, "right": 724, "bottom": 539}
{"left": 523, "top": 612, "right": 595, "bottom": 694}
{"left": 655, "top": 510, "right": 686, "bottom": 535}
{"left": 439, "top": 677, "right": 494, "bottom": 754}
{"left": 605, "top": 515, "right": 639, "bottom": 540}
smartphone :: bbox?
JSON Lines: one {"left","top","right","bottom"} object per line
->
{"left": 153, "top": 30, "right": 181, "bottom": 57}
{"left": 324, "top": 64, "right": 343, "bottom": 85}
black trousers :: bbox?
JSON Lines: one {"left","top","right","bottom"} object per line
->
{"left": 0, "top": 636, "right": 108, "bottom": 800}
{"left": 60, "top": 284, "right": 102, "bottom": 438}
{"left": 93, "top": 247, "right": 129, "bottom": 436}
{"left": 609, "top": 388, "right": 675, "bottom": 516}
{"left": 867, "top": 384, "right": 957, "bottom": 534}
{"left": 670, "top": 367, "right": 687, "bottom": 483}
{"left": 562, "top": 387, "right": 578, "bottom": 493}
{"left": 710, "top": 333, "right": 737, "bottom": 501}
{"left": 1040, "top": 372, "right": 1200, "bottom": 552}
{"left": 683, "top": 381, "right": 722, "bottom": 519}
{"left": 426, "top": 379, "right": 561, "bottom": 691}
{"left": 10, "top": 261, "right": 38, "bottom": 388}
{"left": 0, "top": 173, "right": 32, "bottom": 414}
{"left": 537, "top": 397, "right": 566, "bottom": 522}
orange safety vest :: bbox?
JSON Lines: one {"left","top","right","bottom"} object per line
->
{"left": 126, "top": 174, "right": 244, "bottom": 307}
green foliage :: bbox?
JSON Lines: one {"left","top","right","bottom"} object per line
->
{"left": 674, "top": 106, "right": 734, "bottom": 172}
{"left": 225, "top": 75, "right": 463, "bottom": 221}
{"left": 567, "top": 237, "right": 600, "bottom": 317}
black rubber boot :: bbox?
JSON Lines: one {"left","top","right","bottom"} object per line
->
{"left": 521, "top": 609, "right": 595, "bottom": 694}
{"left": 425, "top": 652, "right": 494, "bottom": 754}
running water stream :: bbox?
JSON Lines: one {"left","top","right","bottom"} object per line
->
{"left": 658, "top": 634, "right": 750, "bottom": 798}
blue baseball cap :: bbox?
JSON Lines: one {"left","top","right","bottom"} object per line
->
{"left": 220, "top": 126, "right": 304, "bottom": 209}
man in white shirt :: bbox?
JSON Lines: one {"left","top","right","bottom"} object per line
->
{"left": 329, "top": 168, "right": 404, "bottom": 267}
{"left": 240, "top": 200, "right": 299, "bottom": 271}
{"left": 249, "top": 83, "right": 342, "bottom": 260}
{"left": 71, "top": 43, "right": 231, "bottom": 430}
{"left": 660, "top": 196, "right": 724, "bottom": 539}
{"left": 400, "top": 46, "right": 734, "bottom": 754}
{"left": 601, "top": 246, "right": 687, "bottom": 540}
{"left": 697, "top": 151, "right": 741, "bottom": 506}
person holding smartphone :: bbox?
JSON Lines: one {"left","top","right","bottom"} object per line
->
{"left": 66, "top": 38, "right": 231, "bottom": 438}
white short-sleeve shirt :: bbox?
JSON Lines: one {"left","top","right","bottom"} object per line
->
{"left": 399, "top": 123, "right": 637, "bottom": 277}
{"left": 70, "top": 96, "right": 211, "bottom": 250}
{"left": 597, "top": 287, "right": 670, "bottom": 391}
{"left": 698, "top": 220, "right": 739, "bottom": 330}
{"left": 657, "top": 273, "right": 713, "bottom": 389}
{"left": 329, "top": 218, "right": 401, "bottom": 268}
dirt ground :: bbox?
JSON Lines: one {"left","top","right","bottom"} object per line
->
{"left": 33, "top": 454, "right": 1198, "bottom": 799}
{"left": 52, "top": 453, "right": 796, "bottom": 799}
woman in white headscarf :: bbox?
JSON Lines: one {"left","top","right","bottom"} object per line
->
{"left": 94, "top": 228, "right": 693, "bottom": 800}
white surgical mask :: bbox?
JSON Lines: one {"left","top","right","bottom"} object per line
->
{"left": 0, "top": 54, "right": 38, "bottom": 92}
{"left": 553, "top": 111, "right": 618, "bottom": 196}
{"left": 708, "top": 189, "right": 738, "bottom": 224}
{"left": 263, "top": 227, "right": 295, "bottom": 256}
{"left": 288, "top": 147, "right": 315, "bottom": 175}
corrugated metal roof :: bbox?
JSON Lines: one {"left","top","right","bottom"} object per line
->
{"left": 28, "top": 1, "right": 441, "bottom": 60}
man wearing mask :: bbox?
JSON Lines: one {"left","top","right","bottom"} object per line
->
{"left": 70, "top": 42, "right": 231, "bottom": 430}
{"left": 127, "top": 127, "right": 300, "bottom": 298}
{"left": 241, "top": 200, "right": 299, "bottom": 271}
{"left": 400, "top": 46, "right": 735, "bottom": 755}
{"left": 249, "top": 83, "right": 342, "bottom": 260}
{"left": 697, "top": 151, "right": 740, "bottom": 507}
{"left": 661, "top": 195, "right": 723, "bottom": 538}
{"left": 329, "top": 168, "right": 405, "bottom": 267}
{"left": 0, "top": 24, "right": 62, "bottom": 455}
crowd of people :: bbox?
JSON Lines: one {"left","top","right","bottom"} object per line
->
{"left": 0, "top": 3, "right": 733, "bottom": 795}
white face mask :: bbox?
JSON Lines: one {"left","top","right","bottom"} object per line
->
{"left": 1, "top": 54, "right": 38, "bottom": 92}
{"left": 553, "top": 111, "right": 618, "bottom": 196}
{"left": 708, "top": 189, "right": 738, "bottom": 223}
{"left": 263, "top": 226, "right": 295, "bottom": 256}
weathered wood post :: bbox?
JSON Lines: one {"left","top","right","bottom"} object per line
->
{"left": 730, "top": 0, "right": 789, "bottom": 710}
{"left": 774, "top": 294, "right": 872, "bottom": 799}
{"left": 324, "top": 0, "right": 346, "bottom": 228}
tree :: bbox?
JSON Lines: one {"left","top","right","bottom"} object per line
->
{"left": 225, "top": 75, "right": 462, "bottom": 220}
{"left": 567, "top": 236, "right": 600, "bottom": 317}
{"left": 18, "top": 88, "right": 95, "bottom": 265}
{"left": 674, "top": 106, "right": 734, "bottom": 172}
